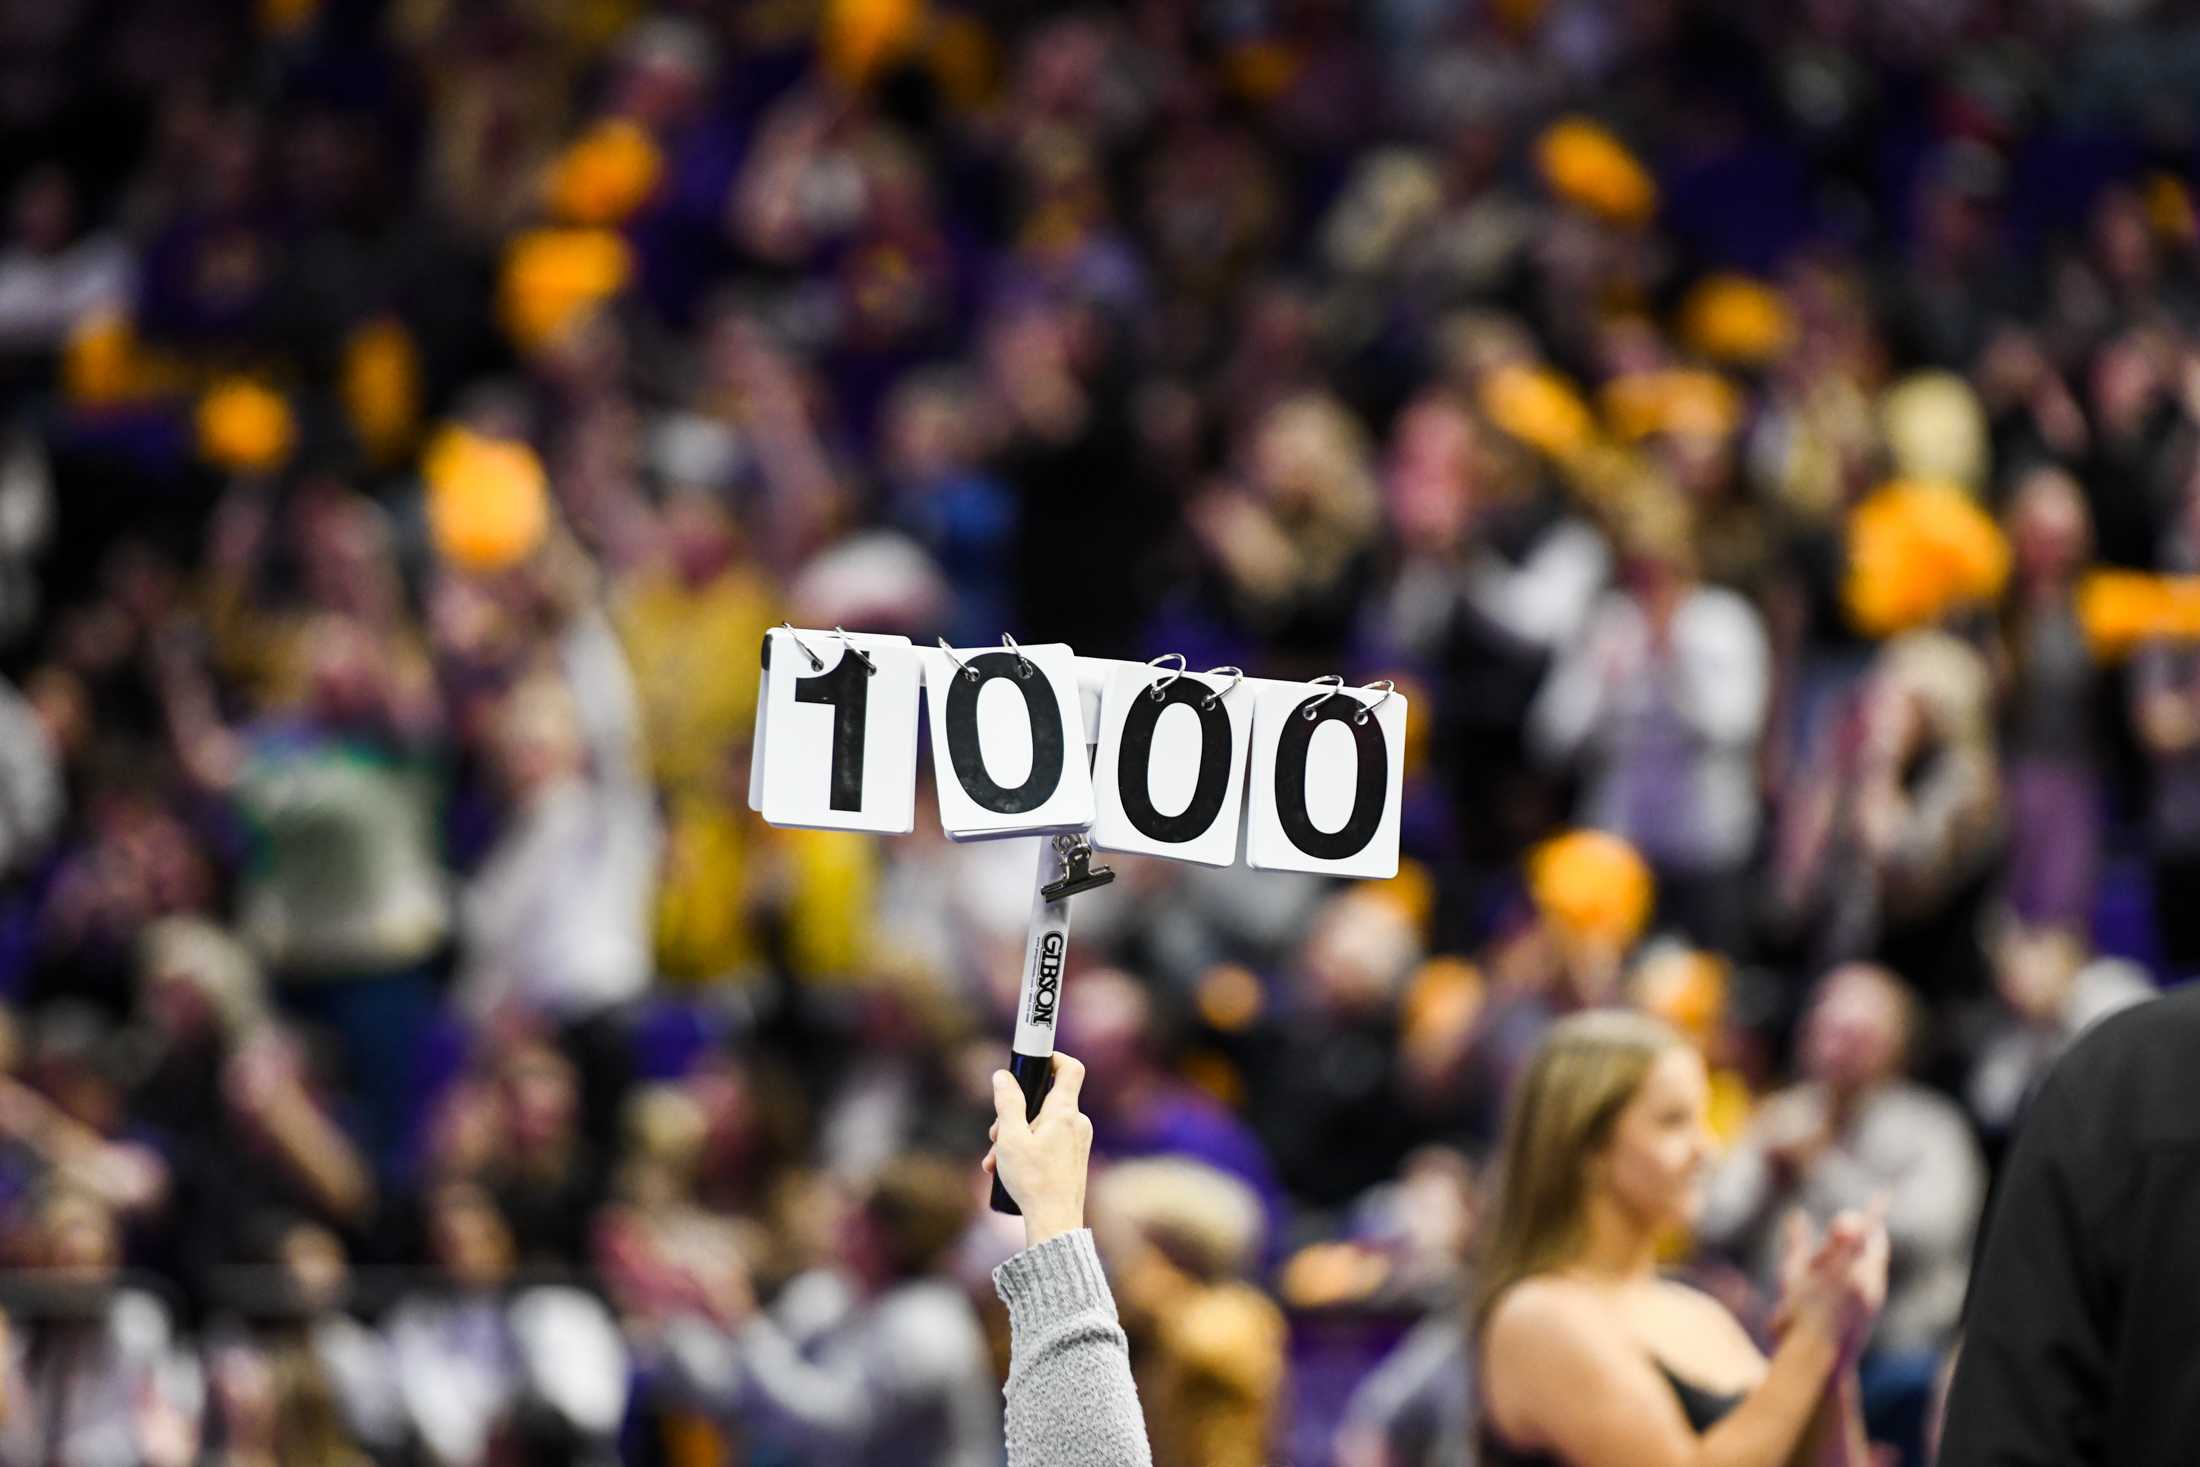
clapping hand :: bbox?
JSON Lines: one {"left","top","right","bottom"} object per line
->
{"left": 1772, "top": 1195, "right": 1891, "bottom": 1366}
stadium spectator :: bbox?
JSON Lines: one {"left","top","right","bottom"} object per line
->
{"left": 0, "top": 1187, "right": 200, "bottom": 1467}
{"left": 1474, "top": 1010, "right": 1885, "bottom": 1466}
{"left": 385, "top": 1182, "right": 627, "bottom": 1466}
{"left": 708, "top": 1155, "right": 1000, "bottom": 1467}
{"left": 1995, "top": 465, "right": 2106, "bottom": 929}
{"left": 1965, "top": 915, "right": 2151, "bottom": 1147}
{"left": 457, "top": 588, "right": 659, "bottom": 1032}
{"left": 1700, "top": 964, "right": 1984, "bottom": 1462}
{"left": 1530, "top": 484, "right": 1771, "bottom": 950}
{"left": 1771, "top": 633, "right": 2006, "bottom": 1001}
{"left": 1331, "top": 1148, "right": 1482, "bottom": 1467}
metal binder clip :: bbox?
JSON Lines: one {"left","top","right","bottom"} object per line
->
{"left": 1040, "top": 832, "right": 1116, "bottom": 902}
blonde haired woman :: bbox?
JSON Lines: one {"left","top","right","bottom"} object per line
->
{"left": 1475, "top": 1011, "right": 1887, "bottom": 1466}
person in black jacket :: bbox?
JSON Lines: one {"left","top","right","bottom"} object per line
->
{"left": 1939, "top": 981, "right": 2200, "bottom": 1464}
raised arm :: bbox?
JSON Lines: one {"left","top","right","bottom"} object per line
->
{"left": 986, "top": 1056, "right": 1155, "bottom": 1467}
{"left": 148, "top": 625, "right": 245, "bottom": 793}
{"left": 1528, "top": 596, "right": 1629, "bottom": 763}
{"left": 0, "top": 1075, "right": 168, "bottom": 1216}
{"left": 1668, "top": 591, "right": 1772, "bottom": 748}
{"left": 223, "top": 1031, "right": 375, "bottom": 1226}
{"left": 554, "top": 603, "right": 648, "bottom": 798}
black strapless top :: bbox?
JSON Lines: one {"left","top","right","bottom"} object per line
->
{"left": 1477, "top": 1361, "right": 1744, "bottom": 1466}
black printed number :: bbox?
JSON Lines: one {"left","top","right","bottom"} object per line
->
{"left": 795, "top": 652, "right": 870, "bottom": 811}
{"left": 944, "top": 651, "right": 1064, "bottom": 814}
{"left": 1274, "top": 696, "right": 1387, "bottom": 860}
{"left": 1118, "top": 680, "right": 1232, "bottom": 843}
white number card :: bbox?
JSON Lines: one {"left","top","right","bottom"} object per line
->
{"left": 752, "top": 628, "right": 920, "bottom": 833}
{"left": 1089, "top": 661, "right": 1253, "bottom": 866}
{"left": 921, "top": 641, "right": 1095, "bottom": 840}
{"left": 1244, "top": 678, "right": 1406, "bottom": 878}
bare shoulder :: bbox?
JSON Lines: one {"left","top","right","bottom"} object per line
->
{"left": 1485, "top": 1274, "right": 1607, "bottom": 1351}
{"left": 1481, "top": 1277, "right": 1619, "bottom": 1441}
{"left": 1483, "top": 1277, "right": 1705, "bottom": 1465}
{"left": 1483, "top": 1275, "right": 1637, "bottom": 1386}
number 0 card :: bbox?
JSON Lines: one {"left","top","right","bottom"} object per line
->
{"left": 1089, "top": 661, "right": 1253, "bottom": 866}
{"left": 1244, "top": 678, "right": 1407, "bottom": 878}
{"left": 758, "top": 628, "right": 920, "bottom": 834}
{"left": 921, "top": 641, "right": 1095, "bottom": 840}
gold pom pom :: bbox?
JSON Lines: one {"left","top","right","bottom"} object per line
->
{"left": 498, "top": 228, "right": 633, "bottom": 353}
{"left": 1677, "top": 274, "right": 1794, "bottom": 365}
{"left": 423, "top": 427, "right": 551, "bottom": 572}
{"left": 545, "top": 119, "right": 664, "bottom": 227}
{"left": 196, "top": 379, "right": 296, "bottom": 474}
{"left": 1844, "top": 479, "right": 2010, "bottom": 637}
{"left": 1536, "top": 117, "right": 1657, "bottom": 226}
{"left": 1479, "top": 364, "right": 1596, "bottom": 461}
{"left": 343, "top": 319, "right": 421, "bottom": 463}
{"left": 1528, "top": 829, "right": 1654, "bottom": 948}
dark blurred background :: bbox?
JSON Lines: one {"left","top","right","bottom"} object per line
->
{"left": 1, "top": 0, "right": 2198, "bottom": 1462}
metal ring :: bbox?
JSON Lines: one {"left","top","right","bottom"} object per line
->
{"left": 781, "top": 622, "right": 825, "bottom": 672}
{"left": 937, "top": 637, "right": 979, "bottom": 682}
{"left": 1301, "top": 673, "right": 1346, "bottom": 720}
{"left": 1199, "top": 666, "right": 1244, "bottom": 710}
{"left": 1352, "top": 678, "right": 1397, "bottom": 726}
{"left": 833, "top": 626, "right": 876, "bottom": 674}
{"left": 1001, "top": 633, "right": 1035, "bottom": 679}
{"left": 1146, "top": 652, "right": 1187, "bottom": 702}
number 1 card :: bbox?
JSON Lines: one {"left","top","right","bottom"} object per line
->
{"left": 757, "top": 628, "right": 921, "bottom": 834}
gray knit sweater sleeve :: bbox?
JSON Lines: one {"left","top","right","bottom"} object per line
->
{"left": 992, "top": 1230, "right": 1154, "bottom": 1467}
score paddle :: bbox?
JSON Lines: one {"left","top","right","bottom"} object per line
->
{"left": 992, "top": 833, "right": 1113, "bottom": 1216}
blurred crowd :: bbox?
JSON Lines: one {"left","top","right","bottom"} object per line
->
{"left": 4, "top": 0, "right": 2200, "bottom": 1462}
